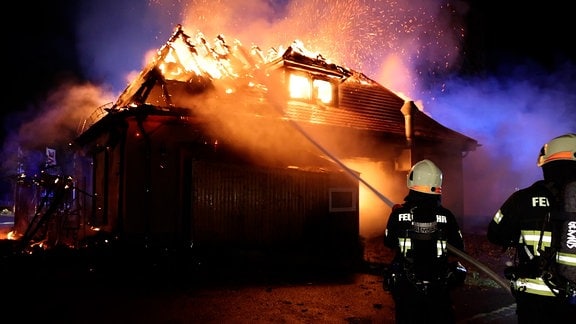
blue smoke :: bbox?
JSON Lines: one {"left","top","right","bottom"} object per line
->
{"left": 425, "top": 61, "right": 576, "bottom": 228}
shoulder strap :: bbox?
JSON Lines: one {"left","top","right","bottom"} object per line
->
{"left": 537, "top": 212, "right": 551, "bottom": 255}
{"left": 536, "top": 181, "right": 559, "bottom": 256}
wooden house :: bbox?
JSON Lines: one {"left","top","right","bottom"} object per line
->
{"left": 67, "top": 25, "right": 478, "bottom": 266}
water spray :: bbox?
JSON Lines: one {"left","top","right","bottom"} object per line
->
{"left": 283, "top": 114, "right": 511, "bottom": 292}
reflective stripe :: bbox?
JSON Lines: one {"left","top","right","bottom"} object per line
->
{"left": 400, "top": 238, "right": 412, "bottom": 255}
{"left": 543, "top": 151, "right": 574, "bottom": 164}
{"left": 399, "top": 238, "right": 447, "bottom": 258}
{"left": 493, "top": 210, "right": 503, "bottom": 224}
{"left": 557, "top": 251, "right": 576, "bottom": 266}
{"left": 436, "top": 240, "right": 447, "bottom": 257}
{"left": 520, "top": 230, "right": 552, "bottom": 256}
{"left": 409, "top": 185, "right": 442, "bottom": 194}
{"left": 513, "top": 277, "right": 558, "bottom": 297}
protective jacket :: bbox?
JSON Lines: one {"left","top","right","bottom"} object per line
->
{"left": 384, "top": 190, "right": 465, "bottom": 324}
{"left": 385, "top": 190, "right": 465, "bottom": 285}
{"left": 488, "top": 180, "right": 560, "bottom": 296}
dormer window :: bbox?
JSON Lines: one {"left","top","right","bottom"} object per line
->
{"left": 313, "top": 79, "right": 332, "bottom": 104}
{"left": 289, "top": 73, "right": 311, "bottom": 100}
{"left": 288, "top": 72, "right": 337, "bottom": 106}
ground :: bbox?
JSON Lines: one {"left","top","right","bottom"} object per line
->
{"left": 1, "top": 231, "right": 517, "bottom": 323}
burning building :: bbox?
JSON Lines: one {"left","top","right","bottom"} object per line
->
{"left": 9, "top": 25, "right": 478, "bottom": 267}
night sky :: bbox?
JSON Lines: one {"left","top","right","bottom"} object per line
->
{"left": 5, "top": 1, "right": 81, "bottom": 128}
{"left": 4, "top": 1, "right": 574, "bottom": 117}
{"left": 463, "top": 1, "right": 575, "bottom": 74}
{"left": 2, "top": 1, "right": 575, "bottom": 229}
{"left": 6, "top": 1, "right": 574, "bottom": 115}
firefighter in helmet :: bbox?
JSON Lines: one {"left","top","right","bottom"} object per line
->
{"left": 384, "top": 159, "right": 466, "bottom": 324}
{"left": 487, "top": 133, "right": 576, "bottom": 322}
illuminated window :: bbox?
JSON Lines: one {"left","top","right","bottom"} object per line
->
{"left": 289, "top": 74, "right": 311, "bottom": 100}
{"left": 313, "top": 79, "right": 332, "bottom": 104}
{"left": 288, "top": 72, "right": 336, "bottom": 106}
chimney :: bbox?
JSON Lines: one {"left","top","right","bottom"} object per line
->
{"left": 396, "top": 100, "right": 416, "bottom": 171}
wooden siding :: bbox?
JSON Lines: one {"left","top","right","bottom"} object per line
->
{"left": 190, "top": 160, "right": 357, "bottom": 250}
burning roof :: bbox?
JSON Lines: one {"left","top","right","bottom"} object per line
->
{"left": 78, "top": 24, "right": 477, "bottom": 153}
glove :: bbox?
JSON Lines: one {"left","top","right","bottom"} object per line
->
{"left": 446, "top": 261, "right": 467, "bottom": 288}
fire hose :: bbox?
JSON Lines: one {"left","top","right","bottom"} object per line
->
{"left": 285, "top": 117, "right": 512, "bottom": 292}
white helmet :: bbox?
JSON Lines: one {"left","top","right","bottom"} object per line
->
{"left": 537, "top": 133, "right": 576, "bottom": 167}
{"left": 407, "top": 159, "right": 442, "bottom": 195}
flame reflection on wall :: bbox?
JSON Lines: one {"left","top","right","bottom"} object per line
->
{"left": 342, "top": 158, "right": 406, "bottom": 239}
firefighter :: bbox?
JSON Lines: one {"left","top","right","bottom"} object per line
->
{"left": 384, "top": 159, "right": 466, "bottom": 324}
{"left": 487, "top": 133, "right": 576, "bottom": 322}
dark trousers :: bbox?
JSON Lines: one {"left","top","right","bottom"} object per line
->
{"left": 391, "top": 279, "right": 455, "bottom": 324}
